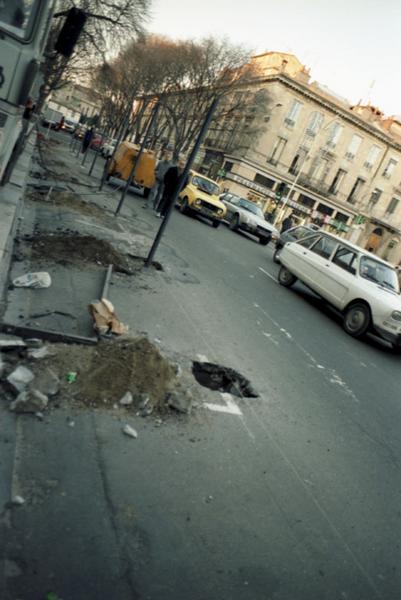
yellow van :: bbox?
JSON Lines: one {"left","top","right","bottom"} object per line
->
{"left": 177, "top": 171, "right": 226, "bottom": 228}
{"left": 107, "top": 141, "right": 156, "bottom": 197}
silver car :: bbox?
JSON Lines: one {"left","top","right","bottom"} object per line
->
{"left": 221, "top": 193, "right": 279, "bottom": 245}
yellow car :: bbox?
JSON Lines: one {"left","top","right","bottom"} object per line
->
{"left": 177, "top": 171, "right": 226, "bottom": 228}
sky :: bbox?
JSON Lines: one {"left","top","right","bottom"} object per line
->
{"left": 148, "top": 0, "right": 401, "bottom": 117}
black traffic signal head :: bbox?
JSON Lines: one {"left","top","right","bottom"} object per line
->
{"left": 54, "top": 8, "right": 87, "bottom": 58}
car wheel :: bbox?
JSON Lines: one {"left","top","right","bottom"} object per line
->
{"left": 259, "top": 236, "right": 270, "bottom": 246}
{"left": 273, "top": 247, "right": 282, "bottom": 264}
{"left": 230, "top": 214, "right": 239, "bottom": 231}
{"left": 278, "top": 266, "right": 297, "bottom": 287}
{"left": 212, "top": 220, "right": 220, "bottom": 229}
{"left": 180, "top": 197, "right": 189, "bottom": 214}
{"left": 343, "top": 303, "right": 371, "bottom": 338}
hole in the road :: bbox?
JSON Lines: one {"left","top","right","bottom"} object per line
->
{"left": 192, "top": 362, "right": 258, "bottom": 398}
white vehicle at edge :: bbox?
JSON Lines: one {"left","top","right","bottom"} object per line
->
{"left": 278, "top": 231, "right": 401, "bottom": 348}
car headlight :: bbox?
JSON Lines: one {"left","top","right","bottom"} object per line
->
{"left": 195, "top": 199, "right": 202, "bottom": 206}
{"left": 218, "top": 208, "right": 223, "bottom": 215}
{"left": 391, "top": 311, "right": 401, "bottom": 322}
{"left": 271, "top": 233, "right": 279, "bottom": 241}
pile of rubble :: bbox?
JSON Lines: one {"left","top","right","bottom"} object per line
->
{"left": 0, "top": 335, "right": 194, "bottom": 417}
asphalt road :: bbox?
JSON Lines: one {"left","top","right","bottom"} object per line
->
{"left": 2, "top": 134, "right": 401, "bottom": 600}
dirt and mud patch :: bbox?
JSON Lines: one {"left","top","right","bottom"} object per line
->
{"left": 1, "top": 337, "right": 179, "bottom": 413}
{"left": 27, "top": 190, "right": 111, "bottom": 221}
{"left": 19, "top": 233, "right": 134, "bottom": 273}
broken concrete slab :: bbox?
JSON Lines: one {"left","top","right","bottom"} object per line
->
{"left": 34, "top": 367, "right": 60, "bottom": 397}
{"left": 167, "top": 390, "right": 193, "bottom": 415}
{"left": 122, "top": 424, "right": 138, "bottom": 439}
{"left": 6, "top": 365, "right": 35, "bottom": 393}
{"left": 119, "top": 391, "right": 133, "bottom": 405}
{"left": 10, "top": 389, "right": 48, "bottom": 413}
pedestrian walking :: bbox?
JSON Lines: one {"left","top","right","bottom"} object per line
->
{"left": 81, "top": 127, "right": 94, "bottom": 153}
{"left": 156, "top": 157, "right": 186, "bottom": 218}
{"left": 281, "top": 213, "right": 294, "bottom": 233}
{"left": 146, "top": 150, "right": 172, "bottom": 211}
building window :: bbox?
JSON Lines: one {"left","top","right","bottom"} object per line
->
{"left": 306, "top": 111, "right": 324, "bottom": 137}
{"left": 254, "top": 173, "right": 275, "bottom": 189}
{"left": 345, "top": 134, "right": 362, "bottom": 160}
{"left": 298, "top": 194, "right": 315, "bottom": 208}
{"left": 364, "top": 144, "right": 381, "bottom": 170}
{"left": 382, "top": 158, "right": 398, "bottom": 179}
{"left": 224, "top": 161, "right": 233, "bottom": 173}
{"left": 335, "top": 212, "right": 349, "bottom": 224}
{"left": 284, "top": 100, "right": 302, "bottom": 127}
{"left": 328, "top": 168, "right": 347, "bottom": 194}
{"left": 289, "top": 148, "right": 307, "bottom": 175}
{"left": 312, "top": 157, "right": 330, "bottom": 181}
{"left": 268, "top": 137, "right": 287, "bottom": 165}
{"left": 386, "top": 197, "right": 400, "bottom": 215}
{"left": 367, "top": 188, "right": 382, "bottom": 209}
{"left": 316, "top": 203, "right": 334, "bottom": 216}
{"left": 347, "top": 177, "right": 365, "bottom": 204}
{"left": 326, "top": 122, "right": 343, "bottom": 148}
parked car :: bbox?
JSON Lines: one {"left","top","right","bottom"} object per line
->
{"left": 278, "top": 231, "right": 401, "bottom": 348}
{"left": 273, "top": 223, "right": 321, "bottom": 263}
{"left": 220, "top": 193, "right": 278, "bottom": 245}
{"left": 101, "top": 138, "right": 117, "bottom": 158}
{"left": 62, "top": 119, "right": 79, "bottom": 133}
{"left": 177, "top": 171, "right": 226, "bottom": 228}
{"left": 106, "top": 141, "right": 156, "bottom": 197}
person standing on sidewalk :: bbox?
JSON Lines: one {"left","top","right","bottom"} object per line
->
{"left": 156, "top": 157, "right": 186, "bottom": 218}
{"left": 144, "top": 150, "right": 172, "bottom": 210}
{"left": 81, "top": 127, "right": 94, "bottom": 153}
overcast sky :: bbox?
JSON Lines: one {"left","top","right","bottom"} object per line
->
{"left": 149, "top": 0, "right": 400, "bottom": 117}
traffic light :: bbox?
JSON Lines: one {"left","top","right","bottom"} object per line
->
{"left": 55, "top": 8, "right": 87, "bottom": 58}
{"left": 275, "top": 182, "right": 288, "bottom": 200}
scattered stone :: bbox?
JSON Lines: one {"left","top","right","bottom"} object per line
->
{"left": 11, "top": 495, "right": 25, "bottom": 506}
{"left": 138, "top": 394, "right": 150, "bottom": 409}
{"left": 34, "top": 367, "right": 60, "bottom": 396}
{"left": 7, "top": 366, "right": 35, "bottom": 393}
{"left": 10, "top": 389, "right": 48, "bottom": 413}
{"left": 25, "top": 339, "right": 43, "bottom": 349}
{"left": 27, "top": 346, "right": 49, "bottom": 359}
{"left": 119, "top": 391, "right": 133, "bottom": 406}
{"left": 122, "top": 424, "right": 138, "bottom": 439}
{"left": 35, "top": 412, "right": 45, "bottom": 421}
{"left": 113, "top": 403, "right": 118, "bottom": 410}
{"left": 205, "top": 495, "right": 214, "bottom": 503}
{"left": 167, "top": 390, "right": 193, "bottom": 414}
{"left": 0, "top": 339, "right": 26, "bottom": 350}
{"left": 154, "top": 418, "right": 163, "bottom": 426}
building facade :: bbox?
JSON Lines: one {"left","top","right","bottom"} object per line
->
{"left": 203, "top": 52, "right": 401, "bottom": 264}
{"left": 47, "top": 82, "right": 101, "bottom": 123}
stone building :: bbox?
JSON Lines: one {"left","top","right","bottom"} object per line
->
{"left": 203, "top": 52, "right": 401, "bottom": 264}
{"left": 47, "top": 82, "right": 101, "bottom": 123}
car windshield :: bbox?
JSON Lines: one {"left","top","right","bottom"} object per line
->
{"left": 360, "top": 256, "right": 399, "bottom": 293}
{"left": 0, "top": 0, "right": 39, "bottom": 39}
{"left": 192, "top": 176, "right": 219, "bottom": 196}
{"left": 291, "top": 226, "right": 314, "bottom": 240}
{"left": 238, "top": 199, "right": 264, "bottom": 218}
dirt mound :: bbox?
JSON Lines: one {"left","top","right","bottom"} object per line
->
{"left": 27, "top": 190, "right": 111, "bottom": 220}
{"left": 31, "top": 233, "right": 133, "bottom": 273}
{"left": 14, "top": 337, "right": 178, "bottom": 412}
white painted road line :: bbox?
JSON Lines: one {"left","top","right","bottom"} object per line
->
{"left": 258, "top": 266, "right": 278, "bottom": 283}
{"left": 204, "top": 392, "right": 243, "bottom": 416}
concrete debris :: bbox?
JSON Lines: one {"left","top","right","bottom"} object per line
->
{"left": 10, "top": 389, "right": 48, "bottom": 413}
{"left": 11, "top": 495, "right": 25, "bottom": 506}
{"left": 119, "top": 391, "right": 133, "bottom": 405}
{"left": 0, "top": 339, "right": 26, "bottom": 350}
{"left": 27, "top": 346, "right": 50, "bottom": 359}
{"left": 167, "top": 390, "right": 193, "bottom": 414}
{"left": 138, "top": 394, "right": 150, "bottom": 409}
{"left": 0, "top": 354, "right": 4, "bottom": 377}
{"left": 205, "top": 495, "right": 214, "bottom": 503}
{"left": 12, "top": 271, "right": 52, "bottom": 288}
{"left": 122, "top": 424, "right": 138, "bottom": 439}
{"left": 35, "top": 412, "right": 45, "bottom": 421}
{"left": 34, "top": 367, "right": 60, "bottom": 396}
{"left": 7, "top": 366, "right": 35, "bottom": 393}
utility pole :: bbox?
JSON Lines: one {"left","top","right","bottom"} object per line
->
{"left": 114, "top": 102, "right": 159, "bottom": 216}
{"left": 145, "top": 97, "right": 219, "bottom": 268}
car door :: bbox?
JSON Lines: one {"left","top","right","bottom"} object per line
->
{"left": 325, "top": 245, "right": 359, "bottom": 308}
{"left": 283, "top": 233, "right": 321, "bottom": 282}
{"left": 300, "top": 235, "right": 340, "bottom": 299}
{"left": 222, "top": 194, "right": 239, "bottom": 218}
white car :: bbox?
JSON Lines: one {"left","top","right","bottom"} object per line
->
{"left": 220, "top": 193, "right": 279, "bottom": 245}
{"left": 278, "top": 231, "right": 401, "bottom": 348}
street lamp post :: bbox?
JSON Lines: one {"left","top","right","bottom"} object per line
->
{"left": 273, "top": 117, "right": 338, "bottom": 226}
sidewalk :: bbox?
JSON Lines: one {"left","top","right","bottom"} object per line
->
{"left": 0, "top": 129, "right": 36, "bottom": 307}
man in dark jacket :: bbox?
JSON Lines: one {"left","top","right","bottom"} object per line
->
{"left": 281, "top": 213, "right": 294, "bottom": 233}
{"left": 81, "top": 127, "right": 94, "bottom": 153}
{"left": 156, "top": 157, "right": 186, "bottom": 218}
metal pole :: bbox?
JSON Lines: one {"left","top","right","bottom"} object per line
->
{"left": 145, "top": 97, "right": 219, "bottom": 268}
{"left": 114, "top": 102, "right": 159, "bottom": 216}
